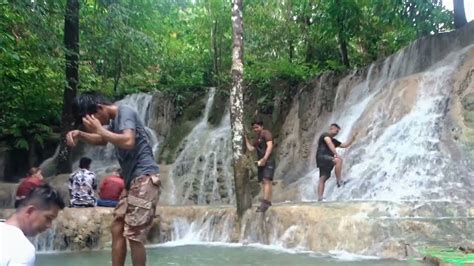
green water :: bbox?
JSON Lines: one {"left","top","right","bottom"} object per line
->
{"left": 36, "top": 245, "right": 427, "bottom": 266}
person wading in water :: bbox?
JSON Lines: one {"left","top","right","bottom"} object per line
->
{"left": 67, "top": 92, "right": 161, "bottom": 266}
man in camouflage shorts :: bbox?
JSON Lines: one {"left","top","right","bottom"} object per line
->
{"left": 67, "top": 92, "right": 161, "bottom": 266}
{"left": 114, "top": 174, "right": 161, "bottom": 243}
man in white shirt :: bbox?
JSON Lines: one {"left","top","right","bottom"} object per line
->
{"left": 0, "top": 183, "right": 65, "bottom": 266}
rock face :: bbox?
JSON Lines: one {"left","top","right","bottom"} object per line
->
{"left": 0, "top": 182, "right": 17, "bottom": 208}
{"left": 273, "top": 22, "right": 474, "bottom": 203}
{"left": 1, "top": 202, "right": 471, "bottom": 259}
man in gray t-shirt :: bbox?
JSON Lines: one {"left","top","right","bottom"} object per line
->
{"left": 67, "top": 92, "right": 160, "bottom": 266}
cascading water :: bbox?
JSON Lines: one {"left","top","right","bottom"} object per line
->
{"left": 25, "top": 24, "right": 474, "bottom": 260}
{"left": 167, "top": 88, "right": 234, "bottom": 205}
{"left": 298, "top": 43, "right": 474, "bottom": 202}
{"left": 31, "top": 222, "right": 59, "bottom": 252}
{"left": 74, "top": 93, "right": 160, "bottom": 176}
{"left": 169, "top": 214, "right": 235, "bottom": 243}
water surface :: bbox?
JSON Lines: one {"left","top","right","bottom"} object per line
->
{"left": 37, "top": 244, "right": 427, "bottom": 266}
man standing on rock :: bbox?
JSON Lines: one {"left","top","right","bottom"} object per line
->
{"left": 316, "top": 123, "right": 357, "bottom": 201}
{"left": 245, "top": 120, "right": 275, "bottom": 212}
{"left": 66, "top": 92, "right": 161, "bottom": 266}
{"left": 0, "top": 183, "right": 65, "bottom": 266}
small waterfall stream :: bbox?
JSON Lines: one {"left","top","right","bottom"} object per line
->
{"left": 168, "top": 88, "right": 234, "bottom": 205}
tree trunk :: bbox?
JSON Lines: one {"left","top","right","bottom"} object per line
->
{"left": 212, "top": 20, "right": 219, "bottom": 85}
{"left": 335, "top": 0, "right": 350, "bottom": 68}
{"left": 113, "top": 58, "right": 122, "bottom": 95}
{"left": 57, "top": 0, "right": 79, "bottom": 174}
{"left": 338, "top": 30, "right": 350, "bottom": 68}
{"left": 230, "top": 0, "right": 251, "bottom": 219}
{"left": 453, "top": 0, "right": 468, "bottom": 29}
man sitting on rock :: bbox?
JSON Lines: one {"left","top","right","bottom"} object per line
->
{"left": 15, "top": 167, "right": 45, "bottom": 203}
{"left": 97, "top": 168, "right": 125, "bottom": 207}
{"left": 0, "top": 183, "right": 65, "bottom": 265}
{"left": 69, "top": 157, "right": 97, "bottom": 207}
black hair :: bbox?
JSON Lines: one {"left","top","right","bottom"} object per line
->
{"left": 15, "top": 183, "right": 65, "bottom": 210}
{"left": 251, "top": 120, "right": 264, "bottom": 126}
{"left": 330, "top": 123, "right": 341, "bottom": 129}
{"left": 72, "top": 91, "right": 112, "bottom": 126}
{"left": 28, "top": 167, "right": 41, "bottom": 176}
{"left": 79, "top": 157, "right": 92, "bottom": 169}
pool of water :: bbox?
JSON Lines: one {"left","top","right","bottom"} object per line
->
{"left": 36, "top": 244, "right": 428, "bottom": 266}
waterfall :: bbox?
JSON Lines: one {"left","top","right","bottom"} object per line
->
{"left": 298, "top": 43, "right": 474, "bottom": 202}
{"left": 169, "top": 214, "right": 235, "bottom": 243}
{"left": 32, "top": 223, "right": 57, "bottom": 252}
{"left": 168, "top": 88, "right": 234, "bottom": 205}
{"left": 74, "top": 93, "right": 160, "bottom": 176}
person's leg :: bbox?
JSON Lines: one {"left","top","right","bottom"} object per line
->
{"left": 263, "top": 178, "right": 272, "bottom": 202}
{"left": 334, "top": 157, "right": 343, "bottom": 184}
{"left": 111, "top": 219, "right": 127, "bottom": 266}
{"left": 257, "top": 179, "right": 272, "bottom": 213}
{"left": 125, "top": 174, "right": 161, "bottom": 266}
{"left": 318, "top": 175, "right": 328, "bottom": 201}
{"left": 129, "top": 239, "right": 146, "bottom": 266}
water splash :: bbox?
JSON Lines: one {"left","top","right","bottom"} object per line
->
{"left": 166, "top": 211, "right": 235, "bottom": 244}
{"left": 32, "top": 223, "right": 57, "bottom": 252}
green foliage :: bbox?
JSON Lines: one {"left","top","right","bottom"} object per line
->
{"left": 0, "top": 1, "right": 64, "bottom": 150}
{"left": 0, "top": 0, "right": 456, "bottom": 150}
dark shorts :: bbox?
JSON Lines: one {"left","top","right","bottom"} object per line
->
{"left": 258, "top": 160, "right": 275, "bottom": 182}
{"left": 316, "top": 155, "right": 335, "bottom": 179}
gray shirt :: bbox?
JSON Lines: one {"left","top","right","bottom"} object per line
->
{"left": 109, "top": 104, "right": 160, "bottom": 189}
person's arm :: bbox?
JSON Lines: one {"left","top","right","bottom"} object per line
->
{"left": 83, "top": 114, "right": 136, "bottom": 150}
{"left": 245, "top": 136, "right": 255, "bottom": 152}
{"left": 324, "top": 136, "right": 339, "bottom": 157}
{"left": 258, "top": 131, "right": 273, "bottom": 165}
{"left": 92, "top": 174, "right": 97, "bottom": 191}
{"left": 67, "top": 130, "right": 107, "bottom": 147}
{"left": 97, "top": 128, "right": 135, "bottom": 150}
{"left": 339, "top": 132, "right": 358, "bottom": 148}
{"left": 68, "top": 174, "right": 73, "bottom": 195}
{"left": 259, "top": 140, "right": 273, "bottom": 165}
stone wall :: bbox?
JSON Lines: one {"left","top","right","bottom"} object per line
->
{"left": 1, "top": 202, "right": 472, "bottom": 259}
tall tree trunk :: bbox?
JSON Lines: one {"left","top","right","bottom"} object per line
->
{"left": 57, "top": 0, "right": 79, "bottom": 174}
{"left": 453, "top": 0, "right": 468, "bottom": 29}
{"left": 212, "top": 20, "right": 219, "bottom": 85}
{"left": 338, "top": 30, "right": 350, "bottom": 68}
{"left": 230, "top": 0, "right": 251, "bottom": 219}
{"left": 113, "top": 58, "right": 122, "bottom": 95}
{"left": 335, "top": 0, "right": 350, "bottom": 68}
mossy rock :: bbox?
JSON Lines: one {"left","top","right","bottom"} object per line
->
{"left": 208, "top": 89, "right": 228, "bottom": 126}
{"left": 158, "top": 92, "right": 207, "bottom": 164}
{"left": 463, "top": 110, "right": 474, "bottom": 125}
{"left": 462, "top": 93, "right": 474, "bottom": 111}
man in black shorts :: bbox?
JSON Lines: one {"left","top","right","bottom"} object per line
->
{"left": 246, "top": 120, "right": 275, "bottom": 212}
{"left": 316, "top": 123, "right": 357, "bottom": 201}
